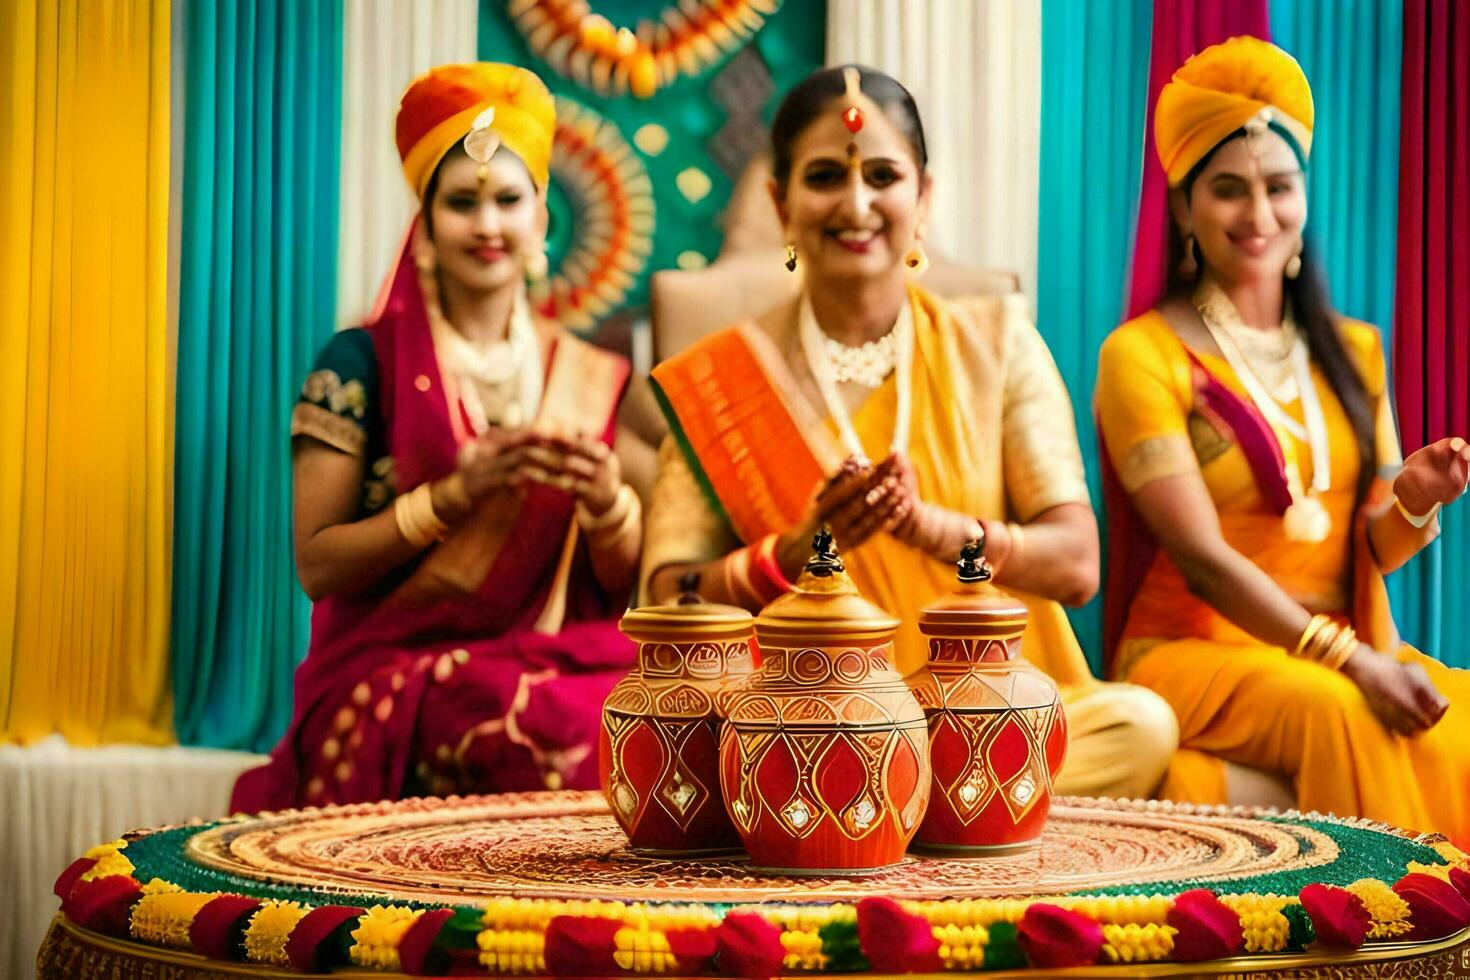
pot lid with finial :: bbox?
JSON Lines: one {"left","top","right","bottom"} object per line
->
{"left": 918, "top": 538, "right": 1028, "bottom": 633}
{"left": 754, "top": 528, "right": 900, "bottom": 645}
{"left": 619, "top": 571, "right": 753, "bottom": 642}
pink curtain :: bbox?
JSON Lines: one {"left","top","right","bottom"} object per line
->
{"left": 1394, "top": 0, "right": 1469, "bottom": 449}
{"left": 1124, "top": 0, "right": 1271, "bottom": 318}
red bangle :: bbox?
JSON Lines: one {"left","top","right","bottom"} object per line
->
{"left": 749, "top": 534, "right": 793, "bottom": 603}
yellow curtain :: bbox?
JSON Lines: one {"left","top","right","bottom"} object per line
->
{"left": 1, "top": 0, "right": 173, "bottom": 745}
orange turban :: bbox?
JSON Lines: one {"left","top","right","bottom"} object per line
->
{"left": 1154, "top": 36, "right": 1314, "bottom": 186}
{"left": 396, "top": 63, "right": 556, "bottom": 200}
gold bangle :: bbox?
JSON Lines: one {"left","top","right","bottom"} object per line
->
{"left": 1006, "top": 521, "right": 1026, "bottom": 562}
{"left": 1293, "top": 613, "right": 1333, "bottom": 659}
{"left": 1321, "top": 625, "right": 1359, "bottom": 671}
{"left": 1305, "top": 620, "right": 1342, "bottom": 663}
{"left": 588, "top": 491, "right": 640, "bottom": 551}
{"left": 577, "top": 484, "right": 634, "bottom": 532}
{"left": 395, "top": 483, "right": 446, "bottom": 548}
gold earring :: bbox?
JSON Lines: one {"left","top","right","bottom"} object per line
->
{"left": 1285, "top": 239, "right": 1302, "bottom": 280}
{"left": 525, "top": 248, "right": 549, "bottom": 281}
{"left": 903, "top": 242, "right": 929, "bottom": 277}
{"left": 785, "top": 243, "right": 798, "bottom": 272}
{"left": 1179, "top": 233, "right": 1198, "bottom": 280}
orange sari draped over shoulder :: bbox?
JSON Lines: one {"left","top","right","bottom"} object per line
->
{"left": 648, "top": 285, "right": 1180, "bottom": 800}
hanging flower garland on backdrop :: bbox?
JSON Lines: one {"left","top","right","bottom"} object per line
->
{"left": 509, "top": 0, "right": 784, "bottom": 99}
{"left": 535, "top": 97, "right": 655, "bottom": 331}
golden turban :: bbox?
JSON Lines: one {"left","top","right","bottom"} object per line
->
{"left": 396, "top": 63, "right": 556, "bottom": 200}
{"left": 1154, "top": 36, "right": 1313, "bottom": 186}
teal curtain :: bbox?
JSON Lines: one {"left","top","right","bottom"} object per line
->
{"left": 1271, "top": 0, "right": 1458, "bottom": 665}
{"left": 1270, "top": 0, "right": 1402, "bottom": 332}
{"left": 1037, "top": 0, "right": 1154, "bottom": 674}
{"left": 171, "top": 0, "right": 344, "bottom": 749}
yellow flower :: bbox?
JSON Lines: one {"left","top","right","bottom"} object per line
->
{"left": 1063, "top": 894, "right": 1173, "bottom": 925}
{"left": 478, "top": 927, "right": 546, "bottom": 975}
{"left": 350, "top": 904, "right": 422, "bottom": 970}
{"left": 1102, "top": 923, "right": 1177, "bottom": 963}
{"left": 140, "top": 878, "right": 183, "bottom": 895}
{"left": 1220, "top": 894, "right": 1292, "bottom": 953}
{"left": 1407, "top": 861, "right": 1457, "bottom": 884}
{"left": 1346, "top": 879, "right": 1414, "bottom": 939}
{"left": 612, "top": 926, "right": 678, "bottom": 973}
{"left": 779, "top": 926, "right": 825, "bottom": 971}
{"left": 131, "top": 890, "right": 216, "bottom": 948}
{"left": 79, "top": 840, "right": 135, "bottom": 881}
{"left": 933, "top": 921, "right": 989, "bottom": 969}
{"left": 243, "top": 900, "right": 307, "bottom": 966}
{"left": 1432, "top": 841, "right": 1470, "bottom": 871}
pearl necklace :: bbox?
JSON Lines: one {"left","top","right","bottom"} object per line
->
{"left": 1194, "top": 280, "right": 1331, "bottom": 542}
{"left": 822, "top": 329, "right": 898, "bottom": 388}
{"left": 427, "top": 290, "right": 542, "bottom": 434}
{"left": 799, "top": 294, "right": 913, "bottom": 464}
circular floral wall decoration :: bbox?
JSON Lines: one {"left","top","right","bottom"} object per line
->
{"left": 510, "top": 0, "right": 784, "bottom": 100}
{"left": 534, "top": 96, "right": 655, "bottom": 330}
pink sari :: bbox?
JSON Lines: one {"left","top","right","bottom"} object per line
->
{"left": 232, "top": 236, "right": 635, "bottom": 811}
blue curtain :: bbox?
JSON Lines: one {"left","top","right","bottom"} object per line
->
{"left": 171, "top": 0, "right": 344, "bottom": 749}
{"left": 1037, "top": 0, "right": 1154, "bottom": 674}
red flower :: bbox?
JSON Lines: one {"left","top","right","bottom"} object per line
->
{"left": 855, "top": 897, "right": 942, "bottom": 974}
{"left": 52, "top": 857, "right": 97, "bottom": 901}
{"left": 1450, "top": 867, "right": 1470, "bottom": 904}
{"left": 189, "top": 895, "right": 261, "bottom": 960}
{"left": 667, "top": 926, "right": 717, "bottom": 974}
{"left": 1167, "top": 889, "right": 1243, "bottom": 962}
{"left": 1298, "top": 884, "right": 1370, "bottom": 949}
{"left": 399, "top": 907, "right": 455, "bottom": 976}
{"left": 713, "top": 911, "right": 785, "bottom": 977}
{"left": 284, "top": 905, "right": 365, "bottom": 971}
{"left": 60, "top": 875, "right": 143, "bottom": 937}
{"left": 1394, "top": 873, "right": 1470, "bottom": 940}
{"left": 1017, "top": 903, "right": 1105, "bottom": 968}
{"left": 543, "top": 916, "right": 622, "bottom": 977}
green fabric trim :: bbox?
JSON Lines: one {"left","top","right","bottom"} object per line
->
{"left": 1077, "top": 816, "right": 1445, "bottom": 898}
{"left": 647, "top": 373, "right": 740, "bottom": 540}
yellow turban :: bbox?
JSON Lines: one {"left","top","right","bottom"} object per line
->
{"left": 396, "top": 63, "right": 556, "bottom": 200}
{"left": 1154, "top": 36, "right": 1314, "bottom": 186}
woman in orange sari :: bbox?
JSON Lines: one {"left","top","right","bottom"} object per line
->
{"left": 233, "top": 64, "right": 639, "bottom": 810}
{"left": 644, "top": 66, "right": 1179, "bottom": 801}
{"left": 1097, "top": 37, "right": 1470, "bottom": 839}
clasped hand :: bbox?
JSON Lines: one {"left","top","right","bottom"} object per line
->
{"left": 455, "top": 428, "right": 621, "bottom": 515}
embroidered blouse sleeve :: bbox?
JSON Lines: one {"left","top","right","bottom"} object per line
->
{"left": 999, "top": 297, "right": 1092, "bottom": 521}
{"left": 292, "top": 328, "right": 378, "bottom": 457}
{"left": 639, "top": 435, "right": 740, "bottom": 603}
{"left": 1095, "top": 320, "right": 1198, "bottom": 494}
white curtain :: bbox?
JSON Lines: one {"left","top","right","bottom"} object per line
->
{"left": 337, "top": 0, "right": 478, "bottom": 329}
{"left": 826, "top": 0, "right": 1042, "bottom": 305}
{"left": 4, "top": 737, "right": 262, "bottom": 978}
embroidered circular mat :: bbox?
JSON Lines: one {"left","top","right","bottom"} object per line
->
{"left": 144, "top": 790, "right": 1420, "bottom": 907}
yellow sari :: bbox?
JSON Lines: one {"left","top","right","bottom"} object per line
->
{"left": 1096, "top": 310, "right": 1470, "bottom": 840}
{"left": 647, "top": 285, "right": 1179, "bottom": 800}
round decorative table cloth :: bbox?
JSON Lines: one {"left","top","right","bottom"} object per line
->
{"left": 41, "top": 791, "right": 1470, "bottom": 977}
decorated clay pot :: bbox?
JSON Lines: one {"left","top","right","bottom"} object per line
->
{"left": 600, "top": 577, "right": 755, "bottom": 855}
{"left": 908, "top": 543, "right": 1067, "bottom": 853}
{"left": 720, "top": 531, "right": 930, "bottom": 874}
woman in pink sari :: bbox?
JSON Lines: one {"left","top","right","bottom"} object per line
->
{"left": 232, "top": 64, "right": 639, "bottom": 811}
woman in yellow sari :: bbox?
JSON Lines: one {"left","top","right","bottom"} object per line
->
{"left": 645, "top": 65, "right": 1178, "bottom": 800}
{"left": 1096, "top": 37, "right": 1470, "bottom": 840}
